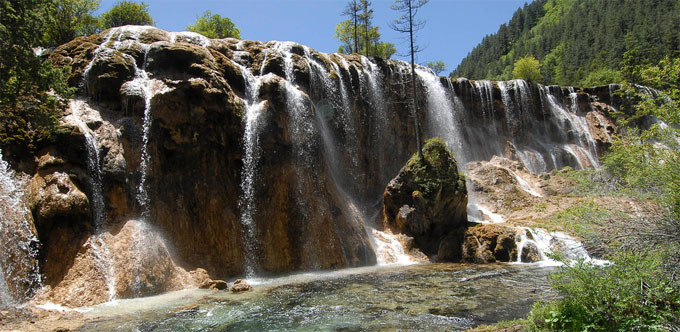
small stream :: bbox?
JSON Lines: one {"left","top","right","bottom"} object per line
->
{"left": 76, "top": 263, "right": 555, "bottom": 331}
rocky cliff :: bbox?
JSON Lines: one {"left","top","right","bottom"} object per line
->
{"left": 0, "top": 26, "right": 619, "bottom": 307}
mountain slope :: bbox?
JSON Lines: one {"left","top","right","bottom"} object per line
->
{"left": 452, "top": 0, "right": 680, "bottom": 86}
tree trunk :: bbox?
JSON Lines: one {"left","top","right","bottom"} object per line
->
{"left": 408, "top": 0, "right": 423, "bottom": 158}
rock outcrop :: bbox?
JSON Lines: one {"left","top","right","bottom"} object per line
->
{"left": 383, "top": 138, "right": 468, "bottom": 258}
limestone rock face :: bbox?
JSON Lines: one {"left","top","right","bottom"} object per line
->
{"left": 32, "top": 219, "right": 203, "bottom": 307}
{"left": 383, "top": 138, "right": 468, "bottom": 258}
{"left": 462, "top": 224, "right": 519, "bottom": 263}
{"left": 43, "top": 26, "right": 381, "bottom": 286}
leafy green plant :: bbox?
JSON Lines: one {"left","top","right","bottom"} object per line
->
{"left": 100, "top": 0, "right": 153, "bottom": 29}
{"left": 1, "top": 0, "right": 74, "bottom": 154}
{"left": 527, "top": 252, "right": 680, "bottom": 331}
{"left": 405, "top": 137, "right": 465, "bottom": 199}
{"left": 43, "top": 0, "right": 101, "bottom": 46}
{"left": 186, "top": 10, "right": 240, "bottom": 39}
{"left": 512, "top": 55, "right": 542, "bottom": 82}
{"left": 604, "top": 57, "right": 680, "bottom": 219}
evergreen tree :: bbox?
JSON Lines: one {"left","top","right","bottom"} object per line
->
{"left": 341, "top": 0, "right": 360, "bottom": 53}
{"left": 426, "top": 60, "right": 446, "bottom": 75}
{"left": 335, "top": 16, "right": 395, "bottom": 58}
{"left": 359, "top": 0, "right": 373, "bottom": 56}
{"left": 451, "top": 0, "right": 680, "bottom": 86}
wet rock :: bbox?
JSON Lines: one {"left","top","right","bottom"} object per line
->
{"left": 520, "top": 242, "right": 542, "bottom": 263}
{"left": 462, "top": 224, "right": 519, "bottom": 263}
{"left": 85, "top": 49, "right": 136, "bottom": 109}
{"left": 230, "top": 279, "right": 252, "bottom": 293}
{"left": 197, "top": 271, "right": 228, "bottom": 291}
{"left": 383, "top": 138, "right": 468, "bottom": 258}
{"left": 30, "top": 169, "right": 90, "bottom": 230}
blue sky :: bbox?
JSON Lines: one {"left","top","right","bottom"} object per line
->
{"left": 96, "top": 0, "right": 531, "bottom": 74}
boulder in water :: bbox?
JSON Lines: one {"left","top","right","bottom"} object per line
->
{"left": 382, "top": 138, "right": 468, "bottom": 258}
{"left": 230, "top": 279, "right": 252, "bottom": 293}
{"left": 520, "top": 242, "right": 542, "bottom": 263}
{"left": 462, "top": 224, "right": 519, "bottom": 263}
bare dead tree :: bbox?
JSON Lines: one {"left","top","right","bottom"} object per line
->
{"left": 359, "top": 0, "right": 373, "bottom": 57}
{"left": 342, "top": 0, "right": 361, "bottom": 53}
{"left": 390, "top": 0, "right": 429, "bottom": 158}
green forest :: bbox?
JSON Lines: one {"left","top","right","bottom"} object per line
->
{"left": 452, "top": 0, "right": 680, "bottom": 86}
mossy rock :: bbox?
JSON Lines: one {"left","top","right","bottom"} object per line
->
{"left": 383, "top": 137, "right": 468, "bottom": 257}
{"left": 405, "top": 137, "right": 466, "bottom": 200}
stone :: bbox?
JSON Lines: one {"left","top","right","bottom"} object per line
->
{"left": 30, "top": 170, "right": 90, "bottom": 231}
{"left": 199, "top": 279, "right": 228, "bottom": 291}
{"left": 462, "top": 224, "right": 519, "bottom": 263}
{"left": 85, "top": 49, "right": 136, "bottom": 109}
{"left": 230, "top": 279, "right": 252, "bottom": 293}
{"left": 383, "top": 138, "right": 468, "bottom": 258}
{"left": 520, "top": 242, "right": 542, "bottom": 263}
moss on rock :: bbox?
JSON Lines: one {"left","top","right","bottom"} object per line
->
{"left": 405, "top": 137, "right": 466, "bottom": 200}
{"left": 383, "top": 137, "right": 468, "bottom": 258}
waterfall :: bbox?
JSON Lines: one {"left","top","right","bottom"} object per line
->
{"left": 135, "top": 45, "right": 156, "bottom": 216}
{"left": 79, "top": 26, "right": 175, "bottom": 296}
{"left": 68, "top": 100, "right": 106, "bottom": 226}
{"left": 415, "top": 67, "right": 466, "bottom": 164}
{"left": 235, "top": 61, "right": 266, "bottom": 277}
{"left": 515, "top": 227, "right": 607, "bottom": 266}
{"left": 0, "top": 149, "right": 41, "bottom": 305}
{"left": 44, "top": 28, "right": 621, "bottom": 293}
{"left": 66, "top": 100, "right": 117, "bottom": 300}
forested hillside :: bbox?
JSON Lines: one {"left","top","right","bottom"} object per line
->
{"left": 451, "top": 0, "right": 680, "bottom": 86}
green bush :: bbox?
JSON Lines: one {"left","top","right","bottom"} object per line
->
{"left": 186, "top": 10, "right": 240, "bottom": 39}
{"left": 405, "top": 137, "right": 466, "bottom": 199}
{"left": 0, "top": 0, "right": 74, "bottom": 154}
{"left": 512, "top": 56, "right": 543, "bottom": 82}
{"left": 527, "top": 252, "right": 680, "bottom": 331}
{"left": 581, "top": 67, "right": 624, "bottom": 87}
{"left": 100, "top": 0, "right": 153, "bottom": 29}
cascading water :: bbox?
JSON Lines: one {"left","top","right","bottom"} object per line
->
{"left": 515, "top": 227, "right": 607, "bottom": 266}
{"left": 68, "top": 100, "right": 106, "bottom": 226}
{"left": 234, "top": 60, "right": 267, "bottom": 277}
{"left": 415, "top": 67, "right": 466, "bottom": 163}
{"left": 66, "top": 100, "right": 117, "bottom": 300}
{"left": 0, "top": 149, "right": 41, "bottom": 306}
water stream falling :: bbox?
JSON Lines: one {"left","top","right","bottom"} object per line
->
{"left": 515, "top": 227, "right": 608, "bottom": 266}
{"left": 234, "top": 60, "right": 267, "bottom": 277}
{"left": 67, "top": 100, "right": 117, "bottom": 300}
{"left": 416, "top": 67, "right": 466, "bottom": 164}
{"left": 0, "top": 149, "right": 41, "bottom": 306}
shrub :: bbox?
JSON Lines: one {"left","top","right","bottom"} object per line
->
{"left": 527, "top": 252, "right": 680, "bottom": 331}
{"left": 512, "top": 56, "right": 542, "bottom": 82}
{"left": 100, "top": 0, "right": 153, "bottom": 29}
